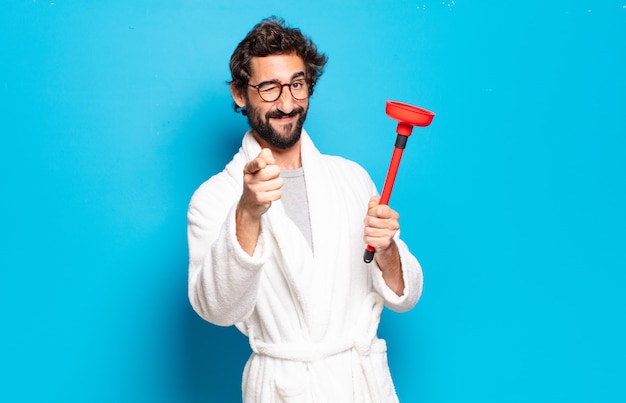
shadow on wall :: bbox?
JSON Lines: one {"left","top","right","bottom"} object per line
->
{"left": 181, "top": 124, "right": 251, "bottom": 402}
{"left": 178, "top": 102, "right": 252, "bottom": 402}
{"left": 182, "top": 307, "right": 250, "bottom": 402}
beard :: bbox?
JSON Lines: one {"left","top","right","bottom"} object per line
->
{"left": 245, "top": 104, "right": 307, "bottom": 150}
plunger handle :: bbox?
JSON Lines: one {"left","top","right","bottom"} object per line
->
{"left": 363, "top": 133, "right": 409, "bottom": 263}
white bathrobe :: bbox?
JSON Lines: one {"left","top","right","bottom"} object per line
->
{"left": 188, "top": 129, "right": 423, "bottom": 402}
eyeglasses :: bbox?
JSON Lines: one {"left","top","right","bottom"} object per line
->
{"left": 247, "top": 79, "right": 310, "bottom": 102}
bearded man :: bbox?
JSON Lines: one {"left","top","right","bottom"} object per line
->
{"left": 187, "top": 17, "right": 423, "bottom": 402}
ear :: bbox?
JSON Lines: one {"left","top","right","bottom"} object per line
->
{"left": 230, "top": 83, "right": 247, "bottom": 109}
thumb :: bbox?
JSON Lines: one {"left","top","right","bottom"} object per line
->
{"left": 368, "top": 196, "right": 381, "bottom": 209}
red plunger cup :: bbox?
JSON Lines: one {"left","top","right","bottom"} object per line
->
{"left": 363, "top": 101, "right": 435, "bottom": 263}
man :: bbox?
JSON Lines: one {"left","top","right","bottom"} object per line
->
{"left": 188, "top": 17, "right": 423, "bottom": 402}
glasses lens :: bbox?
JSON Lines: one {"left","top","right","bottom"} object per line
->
{"left": 257, "top": 82, "right": 281, "bottom": 102}
{"left": 289, "top": 80, "right": 309, "bottom": 100}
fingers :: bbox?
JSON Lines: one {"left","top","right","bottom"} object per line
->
{"left": 364, "top": 197, "right": 400, "bottom": 252}
{"left": 244, "top": 149, "right": 281, "bottom": 186}
{"left": 244, "top": 148, "right": 276, "bottom": 174}
{"left": 364, "top": 207, "right": 400, "bottom": 234}
{"left": 366, "top": 196, "right": 398, "bottom": 220}
{"left": 240, "top": 149, "right": 283, "bottom": 219}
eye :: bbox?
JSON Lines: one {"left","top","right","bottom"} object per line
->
{"left": 291, "top": 80, "right": 305, "bottom": 89}
{"left": 258, "top": 81, "right": 280, "bottom": 92}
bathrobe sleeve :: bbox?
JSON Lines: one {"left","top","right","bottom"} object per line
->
{"left": 360, "top": 164, "right": 424, "bottom": 313}
{"left": 369, "top": 236, "right": 423, "bottom": 313}
{"left": 187, "top": 173, "right": 271, "bottom": 327}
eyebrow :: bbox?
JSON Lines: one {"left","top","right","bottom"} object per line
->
{"left": 253, "top": 72, "right": 306, "bottom": 87}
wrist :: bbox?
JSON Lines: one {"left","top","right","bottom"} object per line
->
{"left": 235, "top": 200, "right": 263, "bottom": 255}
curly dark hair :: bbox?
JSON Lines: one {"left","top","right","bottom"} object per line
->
{"left": 229, "top": 17, "right": 328, "bottom": 113}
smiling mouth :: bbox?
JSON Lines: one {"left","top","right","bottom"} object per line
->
{"left": 272, "top": 114, "right": 297, "bottom": 122}
{"left": 267, "top": 108, "right": 302, "bottom": 120}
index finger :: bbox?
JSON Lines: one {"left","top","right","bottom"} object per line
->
{"left": 244, "top": 157, "right": 266, "bottom": 174}
{"left": 244, "top": 149, "right": 275, "bottom": 174}
{"left": 368, "top": 203, "right": 399, "bottom": 219}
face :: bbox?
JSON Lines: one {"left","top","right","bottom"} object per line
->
{"left": 233, "top": 54, "right": 309, "bottom": 150}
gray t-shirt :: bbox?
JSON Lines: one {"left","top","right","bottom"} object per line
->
{"left": 280, "top": 168, "right": 313, "bottom": 251}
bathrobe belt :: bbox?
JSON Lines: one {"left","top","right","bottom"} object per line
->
{"left": 247, "top": 331, "right": 387, "bottom": 362}
{"left": 248, "top": 328, "right": 386, "bottom": 401}
{"left": 245, "top": 293, "right": 386, "bottom": 400}
{"left": 246, "top": 293, "right": 385, "bottom": 362}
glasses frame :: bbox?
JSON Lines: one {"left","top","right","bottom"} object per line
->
{"left": 247, "top": 79, "right": 311, "bottom": 103}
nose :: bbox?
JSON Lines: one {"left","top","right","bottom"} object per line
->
{"left": 276, "top": 84, "right": 295, "bottom": 114}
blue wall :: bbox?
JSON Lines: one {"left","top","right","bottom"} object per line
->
{"left": 2, "top": 1, "right": 625, "bottom": 402}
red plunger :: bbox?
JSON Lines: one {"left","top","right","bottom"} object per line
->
{"left": 364, "top": 101, "right": 435, "bottom": 263}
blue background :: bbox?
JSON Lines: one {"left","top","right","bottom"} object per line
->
{"left": 2, "top": 1, "right": 625, "bottom": 402}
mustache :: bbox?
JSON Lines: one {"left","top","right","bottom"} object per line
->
{"left": 266, "top": 107, "right": 304, "bottom": 119}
